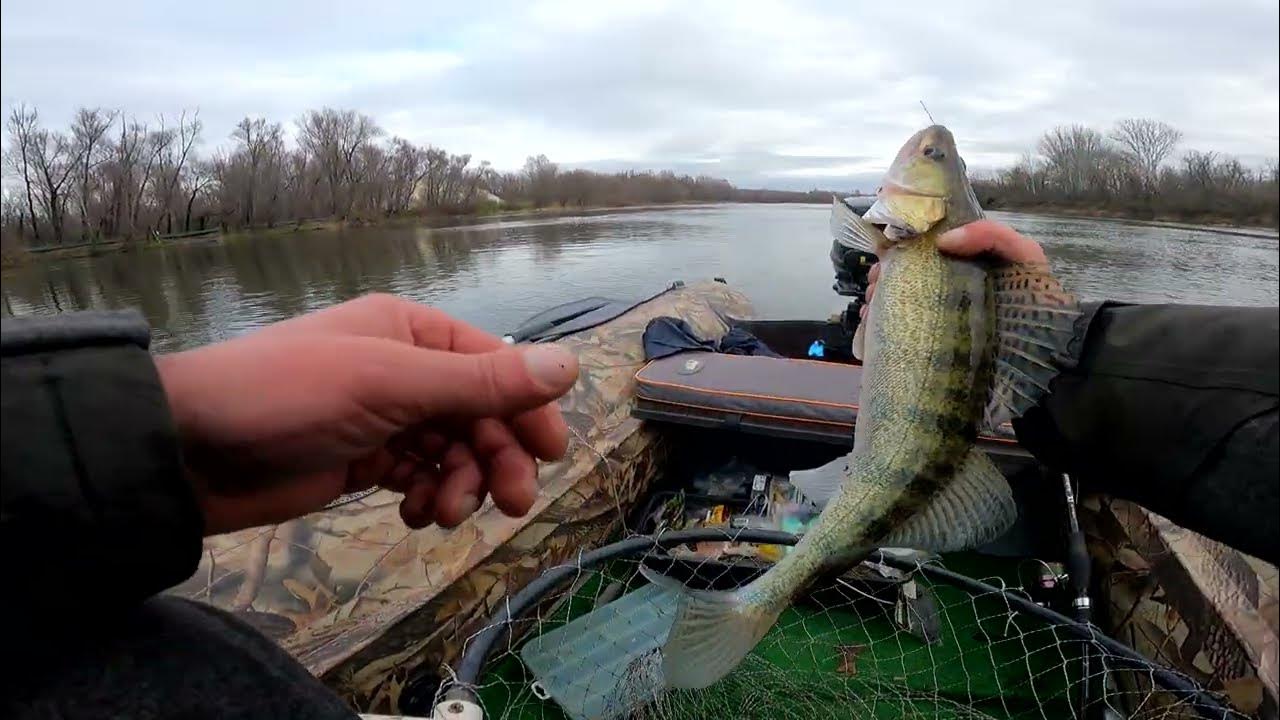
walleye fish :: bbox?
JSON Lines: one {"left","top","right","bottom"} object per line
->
{"left": 647, "top": 125, "right": 1080, "bottom": 689}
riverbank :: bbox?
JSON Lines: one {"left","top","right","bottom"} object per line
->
{"left": 986, "top": 202, "right": 1279, "bottom": 236}
{"left": 0, "top": 201, "right": 743, "bottom": 268}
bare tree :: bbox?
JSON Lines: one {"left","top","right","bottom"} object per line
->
{"left": 130, "top": 121, "right": 173, "bottom": 234}
{"left": 5, "top": 105, "right": 43, "bottom": 242}
{"left": 421, "top": 147, "right": 449, "bottom": 207}
{"left": 227, "top": 117, "right": 284, "bottom": 226}
{"left": 100, "top": 118, "right": 153, "bottom": 238}
{"left": 384, "top": 138, "right": 429, "bottom": 214}
{"left": 28, "top": 127, "right": 79, "bottom": 244}
{"left": 1110, "top": 118, "right": 1182, "bottom": 193}
{"left": 296, "top": 108, "right": 382, "bottom": 217}
{"left": 154, "top": 111, "right": 202, "bottom": 234}
{"left": 1037, "top": 125, "right": 1109, "bottom": 198}
{"left": 523, "top": 154, "right": 559, "bottom": 208}
{"left": 1182, "top": 150, "right": 1218, "bottom": 189}
{"left": 69, "top": 108, "right": 117, "bottom": 241}
{"left": 180, "top": 159, "right": 214, "bottom": 231}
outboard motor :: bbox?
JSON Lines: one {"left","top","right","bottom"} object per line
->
{"left": 831, "top": 196, "right": 879, "bottom": 335}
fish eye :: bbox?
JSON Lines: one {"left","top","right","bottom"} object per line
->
{"left": 922, "top": 146, "right": 945, "bottom": 160}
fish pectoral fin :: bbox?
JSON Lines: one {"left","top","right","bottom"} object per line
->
{"left": 985, "top": 264, "right": 1081, "bottom": 431}
{"left": 880, "top": 449, "right": 1017, "bottom": 553}
{"left": 864, "top": 194, "right": 946, "bottom": 236}
{"left": 831, "top": 196, "right": 889, "bottom": 253}
{"left": 851, "top": 317, "right": 867, "bottom": 361}
{"left": 640, "top": 566, "right": 781, "bottom": 690}
{"left": 789, "top": 459, "right": 850, "bottom": 507}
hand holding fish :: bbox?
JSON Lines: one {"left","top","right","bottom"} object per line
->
{"left": 862, "top": 220, "right": 1048, "bottom": 319}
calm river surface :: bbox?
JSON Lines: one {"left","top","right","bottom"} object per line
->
{"left": 3, "top": 205, "right": 1277, "bottom": 352}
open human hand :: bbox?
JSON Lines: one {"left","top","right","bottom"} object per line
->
{"left": 155, "top": 294, "right": 579, "bottom": 536}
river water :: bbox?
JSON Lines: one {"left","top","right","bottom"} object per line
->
{"left": 3, "top": 204, "right": 1276, "bottom": 352}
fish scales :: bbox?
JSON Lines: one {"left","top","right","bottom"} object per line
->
{"left": 646, "top": 126, "right": 1079, "bottom": 691}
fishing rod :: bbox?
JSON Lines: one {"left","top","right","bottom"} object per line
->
{"left": 1059, "top": 470, "right": 1101, "bottom": 719}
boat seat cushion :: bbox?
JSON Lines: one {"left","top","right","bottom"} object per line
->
{"left": 633, "top": 353, "right": 862, "bottom": 445}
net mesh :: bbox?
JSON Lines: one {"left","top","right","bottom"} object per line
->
{"left": 438, "top": 540, "right": 1245, "bottom": 720}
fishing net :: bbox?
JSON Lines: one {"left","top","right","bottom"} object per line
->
{"left": 433, "top": 529, "right": 1244, "bottom": 720}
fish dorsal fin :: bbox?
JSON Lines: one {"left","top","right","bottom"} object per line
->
{"left": 881, "top": 448, "right": 1016, "bottom": 553}
{"left": 831, "top": 197, "right": 888, "bottom": 253}
{"left": 984, "top": 263, "right": 1080, "bottom": 432}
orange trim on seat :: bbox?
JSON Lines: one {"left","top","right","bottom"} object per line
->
{"left": 633, "top": 359, "right": 1019, "bottom": 446}
{"left": 636, "top": 397, "right": 856, "bottom": 429}
{"left": 635, "top": 362, "right": 860, "bottom": 411}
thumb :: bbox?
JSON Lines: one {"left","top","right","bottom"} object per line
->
{"left": 937, "top": 220, "right": 1047, "bottom": 264}
{"left": 369, "top": 342, "right": 580, "bottom": 421}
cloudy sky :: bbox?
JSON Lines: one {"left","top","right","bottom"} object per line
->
{"left": 2, "top": 0, "right": 1277, "bottom": 191}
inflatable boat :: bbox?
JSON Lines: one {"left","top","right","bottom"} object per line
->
{"left": 172, "top": 278, "right": 1276, "bottom": 717}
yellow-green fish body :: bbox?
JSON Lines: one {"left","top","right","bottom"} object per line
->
{"left": 649, "top": 126, "right": 1079, "bottom": 690}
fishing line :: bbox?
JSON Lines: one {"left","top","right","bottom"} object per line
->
{"left": 919, "top": 101, "right": 937, "bottom": 124}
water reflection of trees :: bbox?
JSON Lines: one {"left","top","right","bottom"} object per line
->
{"left": 3, "top": 212, "right": 688, "bottom": 344}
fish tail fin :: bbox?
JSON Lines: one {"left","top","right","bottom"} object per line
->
{"left": 641, "top": 566, "right": 783, "bottom": 689}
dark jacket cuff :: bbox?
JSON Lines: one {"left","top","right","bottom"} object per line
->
{"left": 2, "top": 310, "right": 203, "bottom": 626}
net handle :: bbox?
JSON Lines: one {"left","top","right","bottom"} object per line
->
{"left": 445, "top": 528, "right": 1234, "bottom": 719}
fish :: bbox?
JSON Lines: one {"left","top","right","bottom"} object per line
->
{"left": 645, "top": 125, "right": 1080, "bottom": 689}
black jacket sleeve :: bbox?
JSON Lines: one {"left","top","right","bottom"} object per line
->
{"left": 1, "top": 311, "right": 204, "bottom": 639}
{"left": 1014, "top": 303, "right": 1279, "bottom": 564}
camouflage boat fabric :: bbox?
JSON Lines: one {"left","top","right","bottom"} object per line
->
{"left": 1083, "top": 495, "right": 1278, "bottom": 719}
{"left": 169, "top": 280, "right": 753, "bottom": 712}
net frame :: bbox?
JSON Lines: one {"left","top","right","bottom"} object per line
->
{"left": 434, "top": 528, "right": 1242, "bottom": 720}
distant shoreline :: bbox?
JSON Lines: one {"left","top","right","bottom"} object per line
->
{"left": 8, "top": 199, "right": 1274, "bottom": 269}
{"left": 987, "top": 204, "right": 1279, "bottom": 238}
{"left": 1, "top": 200, "right": 793, "bottom": 267}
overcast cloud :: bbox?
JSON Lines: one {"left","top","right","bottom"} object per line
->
{"left": 2, "top": 0, "right": 1277, "bottom": 191}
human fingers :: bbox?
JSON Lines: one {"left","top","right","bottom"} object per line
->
{"left": 433, "top": 442, "right": 485, "bottom": 528}
{"left": 390, "top": 302, "right": 575, "bottom": 460}
{"left": 471, "top": 418, "right": 538, "bottom": 517}
{"left": 353, "top": 340, "right": 577, "bottom": 438}
{"left": 273, "top": 296, "right": 575, "bottom": 461}
{"left": 399, "top": 469, "right": 441, "bottom": 529}
{"left": 194, "top": 469, "right": 347, "bottom": 535}
{"left": 936, "top": 220, "right": 1048, "bottom": 265}
{"left": 347, "top": 448, "right": 398, "bottom": 493}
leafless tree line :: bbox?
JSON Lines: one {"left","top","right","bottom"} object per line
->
{"left": 3, "top": 104, "right": 825, "bottom": 250}
{"left": 973, "top": 118, "right": 1279, "bottom": 225}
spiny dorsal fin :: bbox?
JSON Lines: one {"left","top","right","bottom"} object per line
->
{"left": 984, "top": 263, "right": 1080, "bottom": 431}
{"left": 830, "top": 197, "right": 888, "bottom": 253}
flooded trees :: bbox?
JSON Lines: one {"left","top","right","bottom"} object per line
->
{"left": 2, "top": 101, "right": 846, "bottom": 247}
